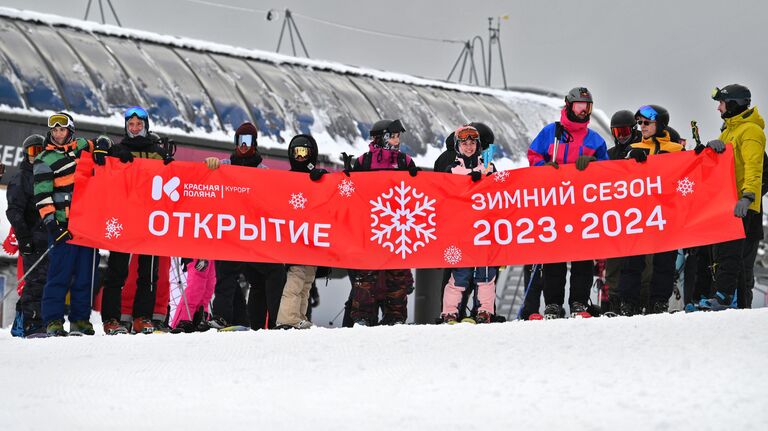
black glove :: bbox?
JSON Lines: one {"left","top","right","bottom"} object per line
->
{"left": 45, "top": 220, "right": 72, "bottom": 245}
{"left": 470, "top": 171, "right": 482, "bottom": 182}
{"left": 627, "top": 149, "right": 647, "bottom": 163}
{"left": 110, "top": 146, "right": 134, "bottom": 163}
{"left": 194, "top": 259, "right": 209, "bottom": 272}
{"left": 163, "top": 154, "right": 174, "bottom": 165}
{"left": 309, "top": 287, "right": 320, "bottom": 308}
{"left": 92, "top": 136, "right": 111, "bottom": 166}
{"left": 694, "top": 144, "right": 706, "bottom": 155}
{"left": 707, "top": 139, "right": 726, "bottom": 153}
{"left": 575, "top": 155, "right": 597, "bottom": 171}
{"left": 19, "top": 240, "right": 34, "bottom": 256}
{"left": 408, "top": 165, "right": 421, "bottom": 177}
{"left": 734, "top": 194, "right": 754, "bottom": 218}
{"left": 309, "top": 168, "right": 328, "bottom": 181}
{"left": 543, "top": 161, "right": 559, "bottom": 169}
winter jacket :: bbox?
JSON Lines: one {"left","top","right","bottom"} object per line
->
{"left": 628, "top": 130, "right": 684, "bottom": 156}
{"left": 115, "top": 135, "right": 170, "bottom": 161}
{"left": 718, "top": 106, "right": 766, "bottom": 212}
{"left": 607, "top": 131, "right": 642, "bottom": 160}
{"left": 528, "top": 109, "right": 608, "bottom": 166}
{"left": 353, "top": 143, "right": 415, "bottom": 171}
{"left": 33, "top": 137, "right": 95, "bottom": 225}
{"left": 230, "top": 151, "right": 263, "bottom": 168}
{"left": 6, "top": 158, "right": 46, "bottom": 246}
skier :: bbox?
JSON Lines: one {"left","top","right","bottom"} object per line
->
{"left": 171, "top": 258, "right": 216, "bottom": 333}
{"left": 440, "top": 125, "right": 498, "bottom": 324}
{"left": 6, "top": 134, "right": 48, "bottom": 337}
{"left": 100, "top": 106, "right": 174, "bottom": 335}
{"left": 275, "top": 134, "right": 328, "bottom": 329}
{"left": 527, "top": 87, "right": 608, "bottom": 318}
{"left": 620, "top": 105, "right": 683, "bottom": 315}
{"left": 347, "top": 119, "right": 416, "bottom": 326}
{"left": 206, "top": 122, "right": 286, "bottom": 330}
{"left": 695, "top": 84, "right": 765, "bottom": 310}
{"left": 34, "top": 112, "right": 112, "bottom": 336}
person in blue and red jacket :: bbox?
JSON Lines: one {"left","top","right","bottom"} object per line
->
{"left": 526, "top": 87, "right": 608, "bottom": 319}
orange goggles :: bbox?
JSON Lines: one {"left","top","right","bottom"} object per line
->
{"left": 456, "top": 126, "right": 480, "bottom": 142}
{"left": 25, "top": 145, "right": 43, "bottom": 158}
{"left": 611, "top": 126, "right": 633, "bottom": 139}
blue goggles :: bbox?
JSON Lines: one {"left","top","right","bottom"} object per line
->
{"left": 637, "top": 105, "right": 658, "bottom": 120}
{"left": 124, "top": 106, "right": 148, "bottom": 120}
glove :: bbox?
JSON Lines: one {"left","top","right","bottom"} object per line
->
{"left": 19, "top": 240, "right": 34, "bottom": 256}
{"left": 627, "top": 149, "right": 647, "bottom": 163}
{"left": 694, "top": 144, "right": 706, "bottom": 155}
{"left": 163, "top": 154, "right": 174, "bottom": 165}
{"left": 45, "top": 220, "right": 72, "bottom": 245}
{"left": 109, "top": 146, "right": 134, "bottom": 163}
{"left": 92, "top": 136, "right": 111, "bottom": 166}
{"left": 543, "top": 161, "right": 559, "bottom": 169}
{"left": 194, "top": 259, "right": 209, "bottom": 272}
{"left": 309, "top": 288, "right": 320, "bottom": 308}
{"left": 205, "top": 157, "right": 221, "bottom": 170}
{"left": 707, "top": 139, "right": 726, "bottom": 153}
{"left": 408, "top": 165, "right": 421, "bottom": 177}
{"left": 575, "top": 155, "right": 597, "bottom": 171}
{"left": 309, "top": 168, "right": 328, "bottom": 181}
{"left": 734, "top": 194, "right": 754, "bottom": 218}
{"left": 470, "top": 171, "right": 482, "bottom": 182}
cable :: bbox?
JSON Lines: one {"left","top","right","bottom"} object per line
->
{"left": 175, "top": 0, "right": 268, "bottom": 14}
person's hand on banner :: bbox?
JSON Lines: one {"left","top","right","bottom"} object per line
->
{"left": 470, "top": 171, "right": 482, "bottom": 182}
{"left": 194, "top": 259, "right": 209, "bottom": 271}
{"left": 734, "top": 193, "right": 754, "bottom": 218}
{"left": 46, "top": 220, "right": 72, "bottom": 245}
{"left": 706, "top": 139, "right": 726, "bottom": 154}
{"left": 575, "top": 156, "right": 596, "bottom": 171}
{"left": 543, "top": 161, "right": 559, "bottom": 169}
{"left": 627, "top": 149, "right": 647, "bottom": 163}
{"left": 694, "top": 144, "right": 707, "bottom": 155}
{"left": 309, "top": 168, "right": 328, "bottom": 181}
{"left": 205, "top": 157, "right": 221, "bottom": 170}
{"left": 408, "top": 165, "right": 421, "bottom": 177}
{"left": 92, "top": 136, "right": 111, "bottom": 166}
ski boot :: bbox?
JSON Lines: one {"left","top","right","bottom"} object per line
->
{"left": 649, "top": 301, "right": 669, "bottom": 314}
{"left": 103, "top": 318, "right": 129, "bottom": 335}
{"left": 570, "top": 302, "right": 592, "bottom": 318}
{"left": 170, "top": 320, "right": 195, "bottom": 334}
{"left": 69, "top": 320, "right": 95, "bottom": 336}
{"left": 698, "top": 292, "right": 733, "bottom": 311}
{"left": 24, "top": 320, "right": 48, "bottom": 338}
{"left": 440, "top": 313, "right": 459, "bottom": 325}
{"left": 46, "top": 319, "right": 68, "bottom": 337}
{"left": 543, "top": 304, "right": 563, "bottom": 320}
{"left": 206, "top": 315, "right": 228, "bottom": 330}
{"left": 133, "top": 317, "right": 156, "bottom": 335}
{"left": 474, "top": 310, "right": 493, "bottom": 324}
{"left": 152, "top": 320, "right": 171, "bottom": 333}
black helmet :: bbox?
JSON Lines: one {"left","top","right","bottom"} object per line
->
{"left": 635, "top": 104, "right": 669, "bottom": 135}
{"left": 369, "top": 119, "right": 406, "bottom": 138}
{"left": 288, "top": 133, "right": 318, "bottom": 170}
{"left": 22, "top": 134, "right": 45, "bottom": 150}
{"left": 564, "top": 87, "right": 593, "bottom": 123}
{"left": 610, "top": 110, "right": 636, "bottom": 128}
{"left": 712, "top": 84, "right": 751, "bottom": 118}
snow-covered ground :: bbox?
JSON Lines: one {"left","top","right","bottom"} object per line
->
{"left": 1, "top": 309, "right": 767, "bottom": 430}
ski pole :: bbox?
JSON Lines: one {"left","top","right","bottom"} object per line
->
{"left": 328, "top": 305, "right": 345, "bottom": 326}
{"left": 172, "top": 257, "right": 192, "bottom": 322}
{"left": 516, "top": 264, "right": 541, "bottom": 320}
{"left": 0, "top": 245, "right": 53, "bottom": 304}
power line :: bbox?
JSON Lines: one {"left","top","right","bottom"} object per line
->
{"left": 175, "top": 0, "right": 268, "bottom": 14}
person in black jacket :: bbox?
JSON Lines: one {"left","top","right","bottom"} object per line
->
{"left": 205, "top": 122, "right": 286, "bottom": 330}
{"left": 100, "top": 106, "right": 174, "bottom": 335}
{"left": 6, "top": 134, "right": 48, "bottom": 337}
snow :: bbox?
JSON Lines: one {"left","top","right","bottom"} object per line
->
{"left": 1, "top": 309, "right": 767, "bottom": 430}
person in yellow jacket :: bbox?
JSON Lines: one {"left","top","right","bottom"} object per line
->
{"left": 620, "top": 105, "right": 683, "bottom": 315}
{"left": 695, "top": 84, "right": 766, "bottom": 310}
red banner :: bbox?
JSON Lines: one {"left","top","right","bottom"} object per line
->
{"left": 69, "top": 148, "right": 743, "bottom": 269}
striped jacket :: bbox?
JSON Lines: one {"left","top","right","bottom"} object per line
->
{"left": 33, "top": 137, "right": 95, "bottom": 225}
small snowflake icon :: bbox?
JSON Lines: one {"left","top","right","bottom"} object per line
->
{"left": 105, "top": 217, "right": 123, "bottom": 239}
{"left": 370, "top": 181, "right": 437, "bottom": 259}
{"left": 493, "top": 171, "right": 509, "bottom": 183}
{"left": 443, "top": 245, "right": 462, "bottom": 265}
{"left": 676, "top": 177, "right": 695, "bottom": 196}
{"left": 338, "top": 178, "right": 355, "bottom": 198}
{"left": 289, "top": 193, "right": 307, "bottom": 210}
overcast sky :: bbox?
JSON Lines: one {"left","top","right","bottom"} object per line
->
{"left": 2, "top": 0, "right": 767, "bottom": 142}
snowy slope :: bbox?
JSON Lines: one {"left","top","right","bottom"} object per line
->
{"left": 1, "top": 309, "right": 767, "bottom": 430}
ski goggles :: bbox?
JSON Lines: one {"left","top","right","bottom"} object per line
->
{"left": 124, "top": 106, "right": 148, "bottom": 120}
{"left": 25, "top": 145, "right": 43, "bottom": 158}
{"left": 711, "top": 87, "right": 723, "bottom": 100}
{"left": 611, "top": 126, "right": 633, "bottom": 139}
{"left": 292, "top": 146, "right": 310, "bottom": 158}
{"left": 455, "top": 126, "right": 480, "bottom": 142}
{"left": 238, "top": 134, "right": 254, "bottom": 146}
{"left": 571, "top": 101, "right": 593, "bottom": 114}
{"left": 47, "top": 113, "right": 73, "bottom": 129}
{"left": 637, "top": 105, "right": 659, "bottom": 121}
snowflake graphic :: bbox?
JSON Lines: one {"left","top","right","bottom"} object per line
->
{"left": 676, "top": 177, "right": 695, "bottom": 196}
{"left": 370, "top": 181, "right": 438, "bottom": 259}
{"left": 443, "top": 245, "right": 462, "bottom": 265}
{"left": 493, "top": 170, "right": 510, "bottom": 183}
{"left": 338, "top": 178, "right": 355, "bottom": 198}
{"left": 289, "top": 193, "right": 307, "bottom": 210}
{"left": 105, "top": 217, "right": 123, "bottom": 239}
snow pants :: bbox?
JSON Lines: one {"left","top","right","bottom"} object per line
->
{"left": 120, "top": 256, "right": 171, "bottom": 322}
{"left": 172, "top": 259, "right": 216, "bottom": 328}
{"left": 542, "top": 260, "right": 593, "bottom": 306}
{"left": 41, "top": 239, "right": 97, "bottom": 324}
{"left": 101, "top": 252, "right": 159, "bottom": 321}
{"left": 212, "top": 260, "right": 285, "bottom": 329}
{"left": 276, "top": 265, "right": 317, "bottom": 327}
{"left": 442, "top": 266, "right": 498, "bottom": 315}
{"left": 19, "top": 234, "right": 49, "bottom": 327}
{"left": 618, "top": 250, "right": 676, "bottom": 305}
{"left": 349, "top": 269, "right": 412, "bottom": 324}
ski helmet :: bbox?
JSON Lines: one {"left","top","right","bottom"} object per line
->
{"left": 234, "top": 122, "right": 258, "bottom": 157}
{"left": 453, "top": 125, "right": 481, "bottom": 155}
{"left": 47, "top": 112, "right": 75, "bottom": 144}
{"left": 22, "top": 134, "right": 45, "bottom": 158}
{"left": 564, "top": 87, "right": 593, "bottom": 123}
{"left": 712, "top": 84, "right": 751, "bottom": 118}
{"left": 124, "top": 106, "right": 149, "bottom": 138}
{"left": 635, "top": 104, "right": 669, "bottom": 136}
{"left": 610, "top": 110, "right": 637, "bottom": 144}
{"left": 288, "top": 134, "right": 318, "bottom": 171}
{"left": 369, "top": 119, "right": 406, "bottom": 145}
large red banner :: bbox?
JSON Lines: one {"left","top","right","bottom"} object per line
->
{"left": 69, "top": 148, "right": 743, "bottom": 269}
